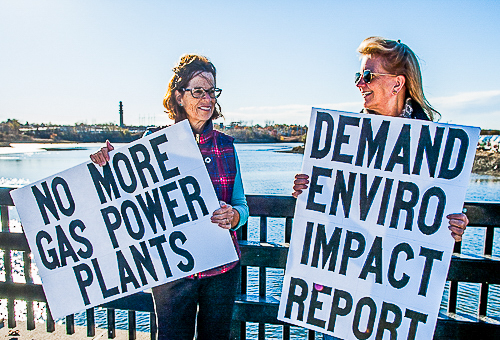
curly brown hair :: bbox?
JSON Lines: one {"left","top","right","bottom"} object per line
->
{"left": 163, "top": 54, "right": 222, "bottom": 122}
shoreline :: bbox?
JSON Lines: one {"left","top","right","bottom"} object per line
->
{"left": 281, "top": 145, "right": 500, "bottom": 177}
{"left": 1, "top": 138, "right": 303, "bottom": 146}
{"left": 2, "top": 141, "right": 499, "bottom": 177}
{"left": 471, "top": 149, "right": 500, "bottom": 176}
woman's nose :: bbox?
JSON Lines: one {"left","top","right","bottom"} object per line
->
{"left": 356, "top": 77, "right": 367, "bottom": 88}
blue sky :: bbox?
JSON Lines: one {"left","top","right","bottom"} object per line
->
{"left": 2, "top": 0, "right": 500, "bottom": 129}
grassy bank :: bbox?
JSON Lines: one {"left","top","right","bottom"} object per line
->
{"left": 283, "top": 146, "right": 500, "bottom": 176}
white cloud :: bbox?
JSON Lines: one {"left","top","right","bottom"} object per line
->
{"left": 431, "top": 90, "right": 500, "bottom": 129}
{"left": 432, "top": 90, "right": 500, "bottom": 108}
{"left": 222, "top": 90, "right": 500, "bottom": 130}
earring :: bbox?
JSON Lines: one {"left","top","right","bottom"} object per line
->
{"left": 179, "top": 103, "right": 183, "bottom": 107}
{"left": 392, "top": 88, "right": 398, "bottom": 95}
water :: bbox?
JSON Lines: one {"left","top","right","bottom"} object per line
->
{"left": 1, "top": 142, "right": 500, "bottom": 337}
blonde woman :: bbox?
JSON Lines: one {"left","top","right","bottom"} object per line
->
{"left": 294, "top": 36, "right": 468, "bottom": 340}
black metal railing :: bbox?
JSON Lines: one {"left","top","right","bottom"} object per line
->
{"left": 1, "top": 187, "right": 500, "bottom": 339}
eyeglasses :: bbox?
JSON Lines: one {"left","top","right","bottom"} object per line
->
{"left": 182, "top": 87, "right": 222, "bottom": 99}
{"left": 355, "top": 70, "right": 397, "bottom": 85}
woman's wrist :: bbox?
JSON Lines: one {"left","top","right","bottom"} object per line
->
{"left": 231, "top": 208, "right": 240, "bottom": 229}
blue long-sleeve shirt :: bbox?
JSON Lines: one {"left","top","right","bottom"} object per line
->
{"left": 231, "top": 150, "right": 248, "bottom": 230}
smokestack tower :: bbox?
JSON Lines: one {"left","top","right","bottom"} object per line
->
{"left": 119, "top": 101, "right": 124, "bottom": 127}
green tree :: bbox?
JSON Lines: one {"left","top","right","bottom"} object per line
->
{"left": 2, "top": 119, "right": 21, "bottom": 135}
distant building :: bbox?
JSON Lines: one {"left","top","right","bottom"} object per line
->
{"left": 119, "top": 101, "right": 124, "bottom": 127}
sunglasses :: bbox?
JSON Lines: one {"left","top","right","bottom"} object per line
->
{"left": 182, "top": 87, "right": 222, "bottom": 99}
{"left": 355, "top": 70, "right": 397, "bottom": 85}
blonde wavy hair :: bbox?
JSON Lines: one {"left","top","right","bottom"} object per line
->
{"left": 357, "top": 36, "right": 440, "bottom": 121}
{"left": 163, "top": 54, "right": 222, "bottom": 122}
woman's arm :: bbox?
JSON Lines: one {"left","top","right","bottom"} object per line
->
{"left": 230, "top": 150, "right": 249, "bottom": 230}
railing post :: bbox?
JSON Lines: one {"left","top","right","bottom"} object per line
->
{"left": 149, "top": 312, "right": 157, "bottom": 340}
{"left": 87, "top": 308, "right": 95, "bottom": 337}
{"left": 230, "top": 261, "right": 243, "bottom": 340}
{"left": 283, "top": 325, "right": 290, "bottom": 340}
{"left": 259, "top": 217, "right": 267, "bottom": 298}
{"left": 478, "top": 226, "right": 495, "bottom": 317}
{"left": 107, "top": 308, "right": 116, "bottom": 338}
{"left": 66, "top": 314, "right": 75, "bottom": 334}
{"left": 128, "top": 310, "right": 136, "bottom": 340}
{"left": 236, "top": 221, "right": 248, "bottom": 340}
{"left": 285, "top": 217, "right": 293, "bottom": 244}
{"left": 284, "top": 216, "right": 293, "bottom": 340}
{"left": 23, "top": 251, "right": 35, "bottom": 330}
{"left": 258, "top": 216, "right": 267, "bottom": 340}
{"left": 447, "top": 241, "right": 462, "bottom": 314}
{"left": 0, "top": 206, "right": 8, "bottom": 231}
{"left": 1, "top": 205, "right": 16, "bottom": 329}
{"left": 46, "top": 307, "right": 55, "bottom": 333}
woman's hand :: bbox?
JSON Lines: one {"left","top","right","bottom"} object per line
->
{"left": 447, "top": 213, "right": 468, "bottom": 242}
{"left": 292, "top": 174, "right": 310, "bottom": 198}
{"left": 211, "top": 201, "right": 240, "bottom": 230}
{"left": 90, "top": 140, "right": 114, "bottom": 166}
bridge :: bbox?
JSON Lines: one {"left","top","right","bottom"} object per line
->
{"left": 1, "top": 188, "right": 500, "bottom": 339}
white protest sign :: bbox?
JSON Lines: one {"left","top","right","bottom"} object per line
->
{"left": 278, "top": 108, "right": 480, "bottom": 339}
{"left": 10, "top": 120, "right": 238, "bottom": 320}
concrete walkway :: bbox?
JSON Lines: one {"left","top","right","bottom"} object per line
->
{"left": 0, "top": 320, "right": 151, "bottom": 339}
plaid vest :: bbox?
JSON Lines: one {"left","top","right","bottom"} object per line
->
{"left": 193, "top": 121, "right": 240, "bottom": 278}
{"left": 198, "top": 123, "right": 236, "bottom": 205}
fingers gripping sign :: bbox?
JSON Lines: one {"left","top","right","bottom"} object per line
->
{"left": 292, "top": 173, "right": 310, "bottom": 198}
{"left": 211, "top": 201, "right": 236, "bottom": 229}
{"left": 90, "top": 140, "right": 114, "bottom": 167}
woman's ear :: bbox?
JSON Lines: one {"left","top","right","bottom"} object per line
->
{"left": 175, "top": 90, "right": 183, "bottom": 106}
{"left": 395, "top": 75, "right": 406, "bottom": 91}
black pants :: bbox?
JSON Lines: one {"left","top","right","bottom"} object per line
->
{"left": 152, "top": 264, "right": 239, "bottom": 340}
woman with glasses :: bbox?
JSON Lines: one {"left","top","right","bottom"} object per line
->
{"left": 293, "top": 36, "right": 468, "bottom": 245}
{"left": 90, "top": 54, "right": 249, "bottom": 340}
